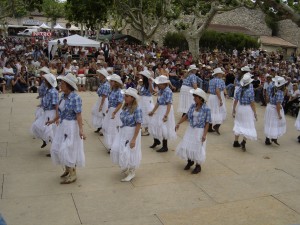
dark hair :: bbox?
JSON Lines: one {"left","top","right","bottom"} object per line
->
{"left": 65, "top": 81, "right": 75, "bottom": 92}
{"left": 142, "top": 75, "right": 149, "bottom": 89}
{"left": 193, "top": 94, "right": 205, "bottom": 103}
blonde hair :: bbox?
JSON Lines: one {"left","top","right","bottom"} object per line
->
{"left": 122, "top": 98, "right": 138, "bottom": 114}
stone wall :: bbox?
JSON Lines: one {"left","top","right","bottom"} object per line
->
{"left": 278, "top": 19, "right": 300, "bottom": 51}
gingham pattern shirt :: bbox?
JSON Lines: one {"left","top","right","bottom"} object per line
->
{"left": 235, "top": 87, "right": 255, "bottom": 105}
{"left": 97, "top": 80, "right": 110, "bottom": 97}
{"left": 120, "top": 106, "right": 143, "bottom": 127}
{"left": 208, "top": 78, "right": 225, "bottom": 94}
{"left": 157, "top": 86, "right": 173, "bottom": 105}
{"left": 59, "top": 92, "right": 82, "bottom": 121}
{"left": 187, "top": 103, "right": 212, "bottom": 128}
{"left": 42, "top": 87, "right": 59, "bottom": 110}
{"left": 269, "top": 90, "right": 284, "bottom": 105}
{"left": 139, "top": 85, "right": 152, "bottom": 97}
{"left": 108, "top": 89, "right": 124, "bottom": 108}
{"left": 182, "top": 74, "right": 198, "bottom": 87}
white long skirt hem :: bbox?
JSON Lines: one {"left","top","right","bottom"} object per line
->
{"left": 295, "top": 111, "right": 300, "bottom": 131}
{"left": 233, "top": 105, "right": 257, "bottom": 140}
{"left": 148, "top": 105, "right": 177, "bottom": 141}
{"left": 139, "top": 96, "right": 154, "bottom": 128}
{"left": 51, "top": 120, "right": 85, "bottom": 168}
{"left": 91, "top": 97, "right": 108, "bottom": 129}
{"left": 178, "top": 85, "right": 194, "bottom": 113}
{"left": 264, "top": 104, "right": 286, "bottom": 139}
{"left": 176, "top": 126, "right": 206, "bottom": 164}
{"left": 207, "top": 92, "right": 227, "bottom": 125}
{"left": 110, "top": 127, "right": 142, "bottom": 170}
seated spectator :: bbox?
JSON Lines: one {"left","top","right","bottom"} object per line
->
{"left": 86, "top": 62, "right": 98, "bottom": 91}
{"left": 11, "top": 74, "right": 28, "bottom": 93}
{"left": 3, "top": 61, "right": 15, "bottom": 88}
{"left": 284, "top": 83, "right": 300, "bottom": 114}
{"left": 169, "top": 67, "right": 181, "bottom": 91}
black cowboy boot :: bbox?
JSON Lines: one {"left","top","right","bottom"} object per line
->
{"left": 94, "top": 128, "right": 101, "bottom": 133}
{"left": 149, "top": 138, "right": 161, "bottom": 148}
{"left": 265, "top": 138, "right": 272, "bottom": 145}
{"left": 240, "top": 139, "right": 246, "bottom": 151}
{"left": 233, "top": 141, "right": 241, "bottom": 147}
{"left": 213, "top": 124, "right": 221, "bottom": 135}
{"left": 41, "top": 140, "right": 47, "bottom": 148}
{"left": 191, "top": 164, "right": 201, "bottom": 174}
{"left": 208, "top": 123, "right": 215, "bottom": 132}
{"left": 184, "top": 159, "right": 194, "bottom": 170}
{"left": 157, "top": 139, "right": 168, "bottom": 152}
{"left": 271, "top": 139, "right": 280, "bottom": 145}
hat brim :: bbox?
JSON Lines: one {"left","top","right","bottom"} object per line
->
{"left": 274, "top": 81, "right": 287, "bottom": 87}
{"left": 138, "top": 71, "right": 151, "bottom": 79}
{"left": 212, "top": 71, "right": 224, "bottom": 76}
{"left": 188, "top": 68, "right": 199, "bottom": 72}
{"left": 240, "top": 79, "right": 253, "bottom": 87}
{"left": 57, "top": 76, "right": 78, "bottom": 91}
{"left": 189, "top": 89, "right": 207, "bottom": 101}
{"left": 43, "top": 74, "right": 57, "bottom": 88}
{"left": 152, "top": 78, "right": 170, "bottom": 85}
{"left": 96, "top": 70, "right": 109, "bottom": 78}
{"left": 107, "top": 77, "right": 123, "bottom": 85}
{"left": 121, "top": 89, "right": 139, "bottom": 100}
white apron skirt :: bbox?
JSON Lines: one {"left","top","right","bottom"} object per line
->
{"left": 31, "top": 109, "right": 57, "bottom": 143}
{"left": 178, "top": 85, "right": 194, "bottom": 113}
{"left": 148, "top": 105, "right": 177, "bottom": 140}
{"left": 102, "top": 107, "right": 122, "bottom": 149}
{"left": 233, "top": 105, "right": 257, "bottom": 140}
{"left": 51, "top": 120, "right": 85, "bottom": 167}
{"left": 264, "top": 104, "right": 286, "bottom": 139}
{"left": 207, "top": 92, "right": 227, "bottom": 125}
{"left": 176, "top": 126, "right": 206, "bottom": 164}
{"left": 139, "top": 95, "right": 154, "bottom": 128}
{"left": 295, "top": 111, "right": 300, "bottom": 131}
{"left": 110, "top": 126, "right": 142, "bottom": 170}
{"left": 91, "top": 97, "right": 108, "bottom": 129}
{"left": 35, "top": 106, "right": 44, "bottom": 120}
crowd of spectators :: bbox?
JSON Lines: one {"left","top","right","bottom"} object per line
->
{"left": 0, "top": 35, "right": 299, "bottom": 115}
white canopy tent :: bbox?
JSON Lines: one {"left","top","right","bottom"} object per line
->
{"left": 68, "top": 25, "right": 80, "bottom": 31}
{"left": 53, "top": 24, "right": 65, "bottom": 30}
{"left": 39, "top": 23, "right": 50, "bottom": 29}
{"left": 48, "top": 34, "right": 100, "bottom": 57}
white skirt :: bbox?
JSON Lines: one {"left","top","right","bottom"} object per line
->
{"left": 31, "top": 110, "right": 57, "bottom": 143}
{"left": 148, "top": 105, "right": 177, "bottom": 140}
{"left": 110, "top": 126, "right": 142, "bottom": 170}
{"left": 207, "top": 92, "right": 227, "bottom": 125}
{"left": 295, "top": 110, "right": 300, "bottom": 131}
{"left": 91, "top": 97, "right": 108, "bottom": 129}
{"left": 264, "top": 104, "right": 286, "bottom": 139}
{"left": 35, "top": 107, "right": 44, "bottom": 120}
{"left": 233, "top": 105, "right": 257, "bottom": 140}
{"left": 102, "top": 107, "right": 122, "bottom": 149}
{"left": 176, "top": 126, "right": 206, "bottom": 164}
{"left": 51, "top": 120, "right": 85, "bottom": 167}
{"left": 139, "top": 96, "right": 154, "bottom": 128}
{"left": 178, "top": 85, "right": 194, "bottom": 113}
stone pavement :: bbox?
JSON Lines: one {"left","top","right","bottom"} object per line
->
{"left": 0, "top": 92, "right": 300, "bottom": 225}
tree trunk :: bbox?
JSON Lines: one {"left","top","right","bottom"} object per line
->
{"left": 186, "top": 36, "right": 200, "bottom": 61}
{"left": 80, "top": 23, "right": 84, "bottom": 36}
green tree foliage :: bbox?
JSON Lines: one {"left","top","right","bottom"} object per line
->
{"left": 163, "top": 31, "right": 259, "bottom": 52}
{"left": 0, "top": 0, "right": 43, "bottom": 20}
{"left": 65, "top": 0, "right": 112, "bottom": 30}
{"left": 42, "top": 0, "right": 65, "bottom": 27}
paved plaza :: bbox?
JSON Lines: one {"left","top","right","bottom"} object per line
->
{"left": 0, "top": 92, "right": 300, "bottom": 225}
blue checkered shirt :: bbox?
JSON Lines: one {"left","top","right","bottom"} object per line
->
{"left": 269, "top": 90, "right": 284, "bottom": 105}
{"left": 59, "top": 92, "right": 82, "bottom": 121}
{"left": 140, "top": 85, "right": 152, "bottom": 97}
{"left": 42, "top": 87, "right": 59, "bottom": 110}
{"left": 120, "top": 106, "right": 143, "bottom": 127}
{"left": 38, "top": 81, "right": 47, "bottom": 98}
{"left": 97, "top": 80, "right": 110, "bottom": 97}
{"left": 108, "top": 89, "right": 124, "bottom": 108}
{"left": 266, "top": 82, "right": 275, "bottom": 98}
{"left": 187, "top": 103, "right": 212, "bottom": 128}
{"left": 182, "top": 74, "right": 198, "bottom": 87}
{"left": 157, "top": 86, "right": 173, "bottom": 105}
{"left": 235, "top": 87, "right": 254, "bottom": 105}
{"left": 208, "top": 78, "right": 225, "bottom": 94}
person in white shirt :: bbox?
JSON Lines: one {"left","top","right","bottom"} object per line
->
{"left": 284, "top": 83, "right": 300, "bottom": 114}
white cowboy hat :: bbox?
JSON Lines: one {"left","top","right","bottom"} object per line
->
{"left": 138, "top": 70, "right": 151, "bottom": 79}
{"left": 72, "top": 60, "right": 77, "bottom": 64}
{"left": 241, "top": 66, "right": 251, "bottom": 72}
{"left": 57, "top": 73, "right": 78, "bottom": 91}
{"left": 43, "top": 73, "right": 57, "bottom": 88}
{"left": 107, "top": 74, "right": 123, "bottom": 85}
{"left": 272, "top": 75, "right": 281, "bottom": 82}
{"left": 265, "top": 73, "right": 272, "bottom": 78}
{"left": 38, "top": 67, "right": 50, "bottom": 74}
{"left": 96, "top": 69, "right": 109, "bottom": 78}
{"left": 212, "top": 67, "right": 224, "bottom": 76}
{"left": 190, "top": 88, "right": 207, "bottom": 102}
{"left": 188, "top": 64, "right": 199, "bottom": 72}
{"left": 106, "top": 67, "right": 114, "bottom": 73}
{"left": 121, "top": 87, "right": 139, "bottom": 100}
{"left": 240, "top": 73, "right": 254, "bottom": 87}
{"left": 152, "top": 75, "right": 170, "bottom": 84}
{"left": 96, "top": 60, "right": 102, "bottom": 64}
{"left": 274, "top": 76, "right": 287, "bottom": 87}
